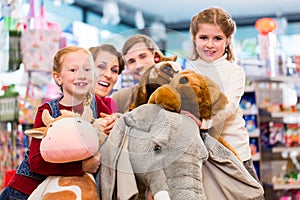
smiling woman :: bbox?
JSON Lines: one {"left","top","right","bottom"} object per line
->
{"left": 89, "top": 44, "right": 125, "bottom": 113}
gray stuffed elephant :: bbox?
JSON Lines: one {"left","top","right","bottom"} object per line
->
{"left": 98, "top": 103, "right": 264, "bottom": 200}
{"left": 99, "top": 104, "right": 208, "bottom": 200}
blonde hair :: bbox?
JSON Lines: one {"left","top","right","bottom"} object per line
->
{"left": 52, "top": 46, "right": 96, "bottom": 110}
{"left": 53, "top": 46, "right": 93, "bottom": 73}
{"left": 53, "top": 46, "right": 96, "bottom": 88}
{"left": 190, "top": 7, "right": 236, "bottom": 62}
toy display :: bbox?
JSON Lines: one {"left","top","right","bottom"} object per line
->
{"left": 240, "top": 91, "right": 257, "bottom": 115}
{"left": 285, "top": 123, "right": 300, "bottom": 147}
{"left": 116, "top": 70, "right": 263, "bottom": 199}
{"left": 25, "top": 109, "right": 101, "bottom": 200}
{"left": 261, "top": 120, "right": 300, "bottom": 149}
{"left": 269, "top": 122, "right": 285, "bottom": 146}
{"left": 244, "top": 115, "right": 258, "bottom": 133}
{"left": 249, "top": 138, "right": 259, "bottom": 156}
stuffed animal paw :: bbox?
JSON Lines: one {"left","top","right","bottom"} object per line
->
{"left": 148, "top": 84, "right": 181, "bottom": 113}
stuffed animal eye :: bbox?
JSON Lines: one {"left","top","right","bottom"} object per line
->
{"left": 154, "top": 144, "right": 162, "bottom": 154}
{"left": 179, "top": 77, "right": 189, "bottom": 84}
{"left": 161, "top": 65, "right": 173, "bottom": 77}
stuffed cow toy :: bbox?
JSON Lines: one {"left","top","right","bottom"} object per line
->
{"left": 25, "top": 109, "right": 102, "bottom": 200}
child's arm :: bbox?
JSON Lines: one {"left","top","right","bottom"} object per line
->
{"left": 180, "top": 110, "right": 202, "bottom": 128}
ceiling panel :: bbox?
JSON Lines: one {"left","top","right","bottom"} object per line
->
{"left": 74, "top": 0, "right": 300, "bottom": 30}
{"left": 119, "top": 0, "right": 300, "bottom": 23}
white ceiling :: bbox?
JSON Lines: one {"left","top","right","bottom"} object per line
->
{"left": 73, "top": 0, "right": 300, "bottom": 30}
{"left": 118, "top": 0, "right": 300, "bottom": 24}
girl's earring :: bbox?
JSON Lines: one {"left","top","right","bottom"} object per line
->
{"left": 225, "top": 46, "right": 229, "bottom": 53}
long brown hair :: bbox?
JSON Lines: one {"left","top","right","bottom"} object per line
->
{"left": 89, "top": 44, "right": 125, "bottom": 74}
{"left": 190, "top": 7, "right": 236, "bottom": 62}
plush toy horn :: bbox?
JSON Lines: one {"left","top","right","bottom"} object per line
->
{"left": 42, "top": 109, "right": 54, "bottom": 126}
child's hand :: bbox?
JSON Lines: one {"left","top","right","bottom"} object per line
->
{"left": 82, "top": 152, "right": 100, "bottom": 173}
{"left": 181, "top": 110, "right": 202, "bottom": 128}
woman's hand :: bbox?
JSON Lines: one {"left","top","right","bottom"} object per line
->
{"left": 98, "top": 113, "right": 121, "bottom": 135}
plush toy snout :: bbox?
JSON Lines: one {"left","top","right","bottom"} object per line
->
{"left": 25, "top": 109, "right": 101, "bottom": 163}
{"left": 179, "top": 77, "right": 189, "bottom": 84}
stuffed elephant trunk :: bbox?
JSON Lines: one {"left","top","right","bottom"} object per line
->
{"left": 143, "top": 147, "right": 207, "bottom": 200}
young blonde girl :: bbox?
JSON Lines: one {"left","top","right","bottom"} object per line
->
{"left": 0, "top": 46, "right": 112, "bottom": 199}
{"left": 189, "top": 7, "right": 259, "bottom": 182}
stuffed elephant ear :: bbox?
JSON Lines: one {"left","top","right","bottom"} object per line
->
{"left": 99, "top": 115, "right": 138, "bottom": 200}
{"left": 148, "top": 85, "right": 181, "bottom": 113}
{"left": 202, "top": 132, "right": 264, "bottom": 199}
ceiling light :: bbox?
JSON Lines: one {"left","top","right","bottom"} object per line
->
{"left": 149, "top": 21, "right": 167, "bottom": 42}
{"left": 135, "top": 10, "right": 144, "bottom": 29}
{"left": 101, "top": 1, "right": 120, "bottom": 25}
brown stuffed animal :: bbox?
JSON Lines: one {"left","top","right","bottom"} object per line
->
{"left": 148, "top": 69, "right": 241, "bottom": 159}
{"left": 129, "top": 50, "right": 182, "bottom": 110}
{"left": 148, "top": 69, "right": 228, "bottom": 120}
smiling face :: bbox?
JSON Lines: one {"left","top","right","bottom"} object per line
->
{"left": 124, "top": 42, "right": 155, "bottom": 81}
{"left": 94, "top": 51, "right": 120, "bottom": 97}
{"left": 53, "top": 49, "right": 93, "bottom": 104}
{"left": 193, "top": 23, "right": 230, "bottom": 63}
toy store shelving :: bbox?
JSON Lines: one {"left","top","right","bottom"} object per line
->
{"left": 240, "top": 85, "right": 262, "bottom": 179}
{"left": 0, "top": 92, "right": 31, "bottom": 191}
{"left": 246, "top": 74, "right": 300, "bottom": 200}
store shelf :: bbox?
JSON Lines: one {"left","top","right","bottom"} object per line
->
{"left": 272, "top": 146, "right": 300, "bottom": 153}
{"left": 247, "top": 75, "right": 300, "bottom": 85}
{"left": 252, "top": 152, "right": 261, "bottom": 161}
{"left": 272, "top": 183, "right": 300, "bottom": 190}
{"left": 269, "top": 76, "right": 300, "bottom": 85}
{"left": 271, "top": 111, "right": 300, "bottom": 118}
{"left": 242, "top": 109, "right": 258, "bottom": 115}
{"left": 249, "top": 128, "right": 260, "bottom": 138}
{"left": 245, "top": 86, "right": 255, "bottom": 93}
